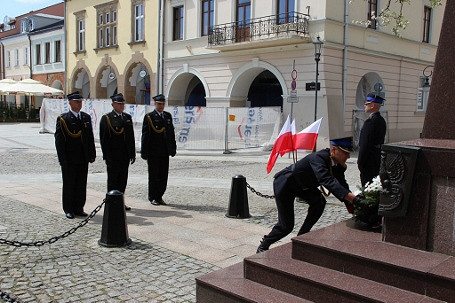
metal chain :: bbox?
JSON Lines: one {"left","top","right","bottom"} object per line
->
{"left": 0, "top": 290, "right": 19, "bottom": 303}
{"left": 0, "top": 200, "right": 106, "bottom": 303}
{"left": 0, "top": 199, "right": 105, "bottom": 248}
{"left": 246, "top": 182, "right": 275, "bottom": 199}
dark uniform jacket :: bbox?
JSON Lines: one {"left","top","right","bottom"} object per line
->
{"left": 99, "top": 111, "right": 136, "bottom": 162}
{"left": 141, "top": 109, "right": 176, "bottom": 158}
{"left": 357, "top": 111, "right": 387, "bottom": 177}
{"left": 275, "top": 148, "right": 350, "bottom": 202}
{"left": 55, "top": 111, "right": 96, "bottom": 165}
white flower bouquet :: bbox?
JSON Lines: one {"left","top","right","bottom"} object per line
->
{"left": 353, "top": 176, "right": 382, "bottom": 225}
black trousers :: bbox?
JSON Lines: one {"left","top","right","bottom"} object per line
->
{"left": 61, "top": 162, "right": 88, "bottom": 214}
{"left": 263, "top": 176, "right": 326, "bottom": 245}
{"left": 147, "top": 156, "right": 169, "bottom": 201}
{"left": 106, "top": 159, "right": 130, "bottom": 193}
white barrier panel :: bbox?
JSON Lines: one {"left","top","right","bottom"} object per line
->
{"left": 40, "top": 99, "right": 281, "bottom": 151}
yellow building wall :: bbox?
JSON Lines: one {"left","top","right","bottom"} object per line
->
{"left": 65, "top": 0, "right": 159, "bottom": 102}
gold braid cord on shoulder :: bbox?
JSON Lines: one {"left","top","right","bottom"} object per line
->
{"left": 146, "top": 114, "right": 166, "bottom": 134}
{"left": 59, "top": 116, "right": 82, "bottom": 139}
{"left": 105, "top": 114, "right": 124, "bottom": 135}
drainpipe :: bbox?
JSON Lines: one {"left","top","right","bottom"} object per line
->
{"left": 156, "top": 0, "right": 164, "bottom": 95}
{"left": 28, "top": 33, "right": 32, "bottom": 78}
{"left": 342, "top": 0, "right": 349, "bottom": 115}
{"left": 0, "top": 42, "right": 4, "bottom": 79}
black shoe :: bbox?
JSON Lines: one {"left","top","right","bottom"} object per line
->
{"left": 157, "top": 199, "right": 166, "bottom": 205}
{"left": 256, "top": 238, "right": 270, "bottom": 253}
{"left": 65, "top": 213, "right": 75, "bottom": 219}
{"left": 151, "top": 200, "right": 160, "bottom": 206}
{"left": 125, "top": 205, "right": 131, "bottom": 211}
{"left": 75, "top": 211, "right": 88, "bottom": 217}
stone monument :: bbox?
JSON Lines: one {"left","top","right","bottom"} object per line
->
{"left": 380, "top": 0, "right": 455, "bottom": 256}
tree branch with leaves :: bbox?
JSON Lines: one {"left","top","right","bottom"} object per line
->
{"left": 351, "top": 0, "right": 443, "bottom": 37}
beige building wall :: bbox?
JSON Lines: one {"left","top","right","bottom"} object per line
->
{"left": 65, "top": 0, "right": 159, "bottom": 103}
{"left": 163, "top": 0, "right": 444, "bottom": 145}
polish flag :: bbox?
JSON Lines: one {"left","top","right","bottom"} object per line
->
{"left": 266, "top": 116, "right": 295, "bottom": 173}
{"left": 294, "top": 118, "right": 323, "bottom": 151}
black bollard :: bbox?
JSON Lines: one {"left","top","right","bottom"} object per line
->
{"left": 98, "top": 190, "right": 132, "bottom": 247}
{"left": 226, "top": 175, "right": 251, "bottom": 219}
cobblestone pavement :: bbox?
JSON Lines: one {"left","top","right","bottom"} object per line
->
{"left": 0, "top": 123, "right": 359, "bottom": 302}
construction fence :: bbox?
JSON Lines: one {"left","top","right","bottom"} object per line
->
{"left": 39, "top": 98, "right": 282, "bottom": 152}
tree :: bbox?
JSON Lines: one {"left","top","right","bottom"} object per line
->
{"left": 352, "top": 0, "right": 443, "bottom": 37}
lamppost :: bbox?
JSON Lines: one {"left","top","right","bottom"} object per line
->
{"left": 312, "top": 35, "right": 323, "bottom": 122}
{"left": 422, "top": 65, "right": 433, "bottom": 93}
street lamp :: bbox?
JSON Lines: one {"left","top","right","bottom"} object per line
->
{"left": 422, "top": 65, "right": 433, "bottom": 93}
{"left": 312, "top": 35, "right": 323, "bottom": 122}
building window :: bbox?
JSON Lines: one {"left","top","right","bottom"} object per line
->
{"left": 36, "top": 44, "right": 41, "bottom": 65}
{"left": 55, "top": 40, "right": 61, "bottom": 62}
{"left": 14, "top": 49, "right": 19, "bottom": 66}
{"left": 45, "top": 42, "right": 51, "bottom": 64}
{"left": 75, "top": 14, "right": 85, "bottom": 52}
{"left": 96, "top": 3, "right": 118, "bottom": 48}
{"left": 423, "top": 6, "right": 431, "bottom": 43}
{"left": 6, "top": 51, "right": 10, "bottom": 68}
{"left": 367, "top": 0, "right": 378, "bottom": 29}
{"left": 201, "top": 0, "right": 214, "bottom": 36}
{"left": 173, "top": 6, "right": 184, "bottom": 41}
{"left": 236, "top": 0, "right": 251, "bottom": 42}
{"left": 133, "top": 1, "right": 144, "bottom": 42}
{"left": 277, "top": 0, "right": 295, "bottom": 24}
{"left": 23, "top": 47, "right": 28, "bottom": 65}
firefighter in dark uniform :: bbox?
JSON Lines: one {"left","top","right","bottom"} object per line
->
{"left": 141, "top": 94, "right": 176, "bottom": 206}
{"left": 357, "top": 93, "right": 387, "bottom": 187}
{"left": 99, "top": 93, "right": 136, "bottom": 211}
{"left": 55, "top": 91, "right": 96, "bottom": 219}
{"left": 257, "top": 137, "right": 363, "bottom": 253}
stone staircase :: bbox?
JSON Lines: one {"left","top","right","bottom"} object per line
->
{"left": 196, "top": 219, "right": 455, "bottom": 303}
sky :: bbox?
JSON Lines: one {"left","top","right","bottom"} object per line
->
{"left": 2, "top": 0, "right": 63, "bottom": 18}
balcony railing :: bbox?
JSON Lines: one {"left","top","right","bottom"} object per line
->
{"left": 208, "top": 12, "right": 309, "bottom": 47}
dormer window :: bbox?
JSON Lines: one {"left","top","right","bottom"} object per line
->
{"left": 21, "top": 18, "right": 33, "bottom": 33}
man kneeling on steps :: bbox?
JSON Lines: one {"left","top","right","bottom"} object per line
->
{"left": 257, "top": 137, "right": 363, "bottom": 253}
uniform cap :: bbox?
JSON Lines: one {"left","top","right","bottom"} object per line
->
{"left": 111, "top": 93, "right": 125, "bottom": 103}
{"left": 153, "top": 94, "right": 165, "bottom": 103}
{"left": 330, "top": 136, "right": 353, "bottom": 153}
{"left": 365, "top": 93, "right": 385, "bottom": 105}
{"left": 67, "top": 91, "right": 82, "bottom": 101}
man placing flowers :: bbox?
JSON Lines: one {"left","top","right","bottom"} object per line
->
{"left": 257, "top": 137, "right": 364, "bottom": 253}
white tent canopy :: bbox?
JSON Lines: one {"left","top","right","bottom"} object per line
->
{"left": 0, "top": 79, "right": 63, "bottom": 96}
{"left": 0, "top": 79, "right": 18, "bottom": 94}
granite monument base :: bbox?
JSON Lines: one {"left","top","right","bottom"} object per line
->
{"left": 196, "top": 219, "right": 455, "bottom": 302}
{"left": 383, "top": 138, "right": 455, "bottom": 256}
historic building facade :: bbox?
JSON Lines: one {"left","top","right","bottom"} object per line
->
{"left": 65, "top": 0, "right": 159, "bottom": 104}
{"left": 0, "top": 3, "right": 64, "bottom": 109}
{"left": 162, "top": 0, "right": 444, "bottom": 145}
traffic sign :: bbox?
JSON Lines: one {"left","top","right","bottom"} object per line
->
{"left": 306, "top": 82, "right": 320, "bottom": 91}
{"left": 287, "top": 90, "right": 299, "bottom": 103}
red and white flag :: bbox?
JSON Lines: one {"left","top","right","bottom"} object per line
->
{"left": 266, "top": 116, "right": 295, "bottom": 173}
{"left": 294, "top": 118, "right": 323, "bottom": 151}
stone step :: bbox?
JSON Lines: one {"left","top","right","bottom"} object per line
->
{"left": 245, "top": 243, "right": 444, "bottom": 303}
{"left": 291, "top": 219, "right": 455, "bottom": 302}
{"left": 196, "top": 262, "right": 311, "bottom": 303}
